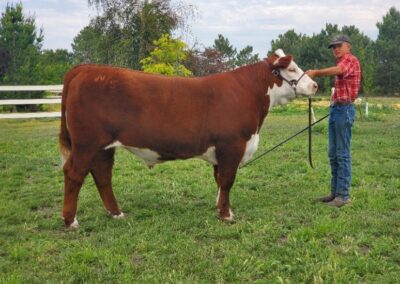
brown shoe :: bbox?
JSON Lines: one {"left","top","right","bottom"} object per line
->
{"left": 317, "top": 194, "right": 335, "bottom": 203}
{"left": 327, "top": 197, "right": 350, "bottom": 208}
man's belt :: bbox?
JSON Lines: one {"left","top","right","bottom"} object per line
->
{"left": 332, "top": 101, "right": 353, "bottom": 106}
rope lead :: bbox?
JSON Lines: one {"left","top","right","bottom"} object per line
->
{"left": 240, "top": 102, "right": 329, "bottom": 169}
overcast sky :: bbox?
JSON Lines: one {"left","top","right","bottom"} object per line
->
{"left": 3, "top": 0, "right": 399, "bottom": 56}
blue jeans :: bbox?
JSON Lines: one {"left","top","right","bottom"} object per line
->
{"left": 328, "top": 105, "right": 355, "bottom": 200}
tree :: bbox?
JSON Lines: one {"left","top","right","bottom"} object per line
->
{"left": 212, "top": 34, "right": 237, "bottom": 70}
{"left": 0, "top": 3, "right": 44, "bottom": 102}
{"left": 73, "top": 0, "right": 195, "bottom": 69}
{"left": 375, "top": 7, "right": 400, "bottom": 94}
{"left": 140, "top": 33, "right": 191, "bottom": 76}
{"left": 185, "top": 47, "right": 226, "bottom": 76}
{"left": 37, "top": 49, "right": 73, "bottom": 84}
{"left": 72, "top": 19, "right": 129, "bottom": 66}
{"left": 235, "top": 46, "right": 259, "bottom": 67}
{"left": 0, "top": 48, "right": 10, "bottom": 77}
{"left": 186, "top": 37, "right": 259, "bottom": 76}
{"left": 270, "top": 29, "right": 306, "bottom": 59}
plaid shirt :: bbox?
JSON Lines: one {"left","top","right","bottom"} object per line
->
{"left": 332, "top": 53, "right": 361, "bottom": 103}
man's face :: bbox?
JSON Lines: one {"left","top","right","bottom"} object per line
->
{"left": 331, "top": 43, "right": 351, "bottom": 59}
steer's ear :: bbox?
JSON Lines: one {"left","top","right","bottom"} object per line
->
{"left": 268, "top": 55, "right": 293, "bottom": 70}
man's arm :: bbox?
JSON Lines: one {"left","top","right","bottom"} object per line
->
{"left": 306, "top": 66, "right": 342, "bottom": 78}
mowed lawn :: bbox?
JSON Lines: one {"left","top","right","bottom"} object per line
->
{"left": 0, "top": 97, "right": 399, "bottom": 283}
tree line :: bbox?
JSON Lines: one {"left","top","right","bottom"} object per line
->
{"left": 0, "top": 1, "right": 399, "bottom": 102}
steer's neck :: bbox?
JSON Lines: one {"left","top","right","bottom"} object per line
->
{"left": 231, "top": 61, "right": 276, "bottom": 96}
{"left": 230, "top": 61, "right": 275, "bottom": 126}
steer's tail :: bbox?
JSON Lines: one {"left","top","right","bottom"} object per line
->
{"left": 59, "top": 75, "right": 71, "bottom": 165}
{"left": 59, "top": 66, "right": 83, "bottom": 165}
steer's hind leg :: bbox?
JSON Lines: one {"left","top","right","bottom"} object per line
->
{"left": 90, "top": 149, "right": 124, "bottom": 219}
{"left": 63, "top": 148, "right": 97, "bottom": 228}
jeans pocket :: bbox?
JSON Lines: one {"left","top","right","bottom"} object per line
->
{"left": 346, "top": 108, "right": 355, "bottom": 126}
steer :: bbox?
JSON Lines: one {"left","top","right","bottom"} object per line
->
{"left": 60, "top": 49, "right": 318, "bottom": 228}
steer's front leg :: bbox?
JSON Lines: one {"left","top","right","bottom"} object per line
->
{"left": 216, "top": 185, "right": 234, "bottom": 222}
{"left": 214, "top": 145, "right": 243, "bottom": 222}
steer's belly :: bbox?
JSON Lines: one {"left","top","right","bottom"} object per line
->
{"left": 104, "top": 133, "right": 259, "bottom": 168}
{"left": 105, "top": 141, "right": 218, "bottom": 167}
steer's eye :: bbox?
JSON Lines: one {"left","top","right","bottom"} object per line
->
{"left": 288, "top": 68, "right": 296, "bottom": 72}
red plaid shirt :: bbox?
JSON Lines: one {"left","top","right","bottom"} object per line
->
{"left": 333, "top": 53, "right": 361, "bottom": 103}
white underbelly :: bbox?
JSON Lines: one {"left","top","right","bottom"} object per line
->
{"left": 104, "top": 133, "right": 259, "bottom": 168}
{"left": 198, "top": 146, "right": 218, "bottom": 165}
{"left": 104, "top": 141, "right": 161, "bottom": 167}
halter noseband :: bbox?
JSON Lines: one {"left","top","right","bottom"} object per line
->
{"left": 271, "top": 69, "right": 307, "bottom": 95}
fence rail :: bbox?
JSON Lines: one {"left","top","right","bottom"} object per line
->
{"left": 0, "top": 98, "right": 61, "bottom": 105}
{"left": 0, "top": 85, "right": 63, "bottom": 119}
{"left": 0, "top": 85, "right": 63, "bottom": 92}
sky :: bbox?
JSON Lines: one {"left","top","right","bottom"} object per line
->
{"left": 3, "top": 0, "right": 399, "bottom": 56}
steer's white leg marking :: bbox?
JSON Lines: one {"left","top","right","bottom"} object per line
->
{"left": 110, "top": 212, "right": 125, "bottom": 219}
{"left": 216, "top": 188, "right": 234, "bottom": 222}
{"left": 69, "top": 217, "right": 79, "bottom": 229}
{"left": 216, "top": 187, "right": 221, "bottom": 207}
{"left": 223, "top": 209, "right": 234, "bottom": 222}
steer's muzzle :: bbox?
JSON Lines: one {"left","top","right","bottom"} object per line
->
{"left": 299, "top": 75, "right": 318, "bottom": 96}
{"left": 311, "top": 81, "right": 318, "bottom": 94}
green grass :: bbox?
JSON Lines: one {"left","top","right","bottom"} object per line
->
{"left": 0, "top": 97, "right": 399, "bottom": 283}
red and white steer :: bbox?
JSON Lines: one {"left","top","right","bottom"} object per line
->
{"left": 59, "top": 49, "right": 317, "bottom": 228}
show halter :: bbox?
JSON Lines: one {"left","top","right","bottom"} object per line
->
{"left": 271, "top": 69, "right": 307, "bottom": 96}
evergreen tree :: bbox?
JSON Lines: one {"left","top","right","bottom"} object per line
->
{"left": 270, "top": 29, "right": 306, "bottom": 59}
{"left": 212, "top": 34, "right": 237, "bottom": 70}
{"left": 235, "top": 46, "right": 259, "bottom": 67}
{"left": 375, "top": 7, "right": 400, "bottom": 94}
{"left": 0, "top": 3, "right": 43, "bottom": 99}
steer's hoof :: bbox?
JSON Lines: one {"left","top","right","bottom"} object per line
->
{"left": 64, "top": 217, "right": 79, "bottom": 229}
{"left": 112, "top": 212, "right": 125, "bottom": 219}
{"left": 108, "top": 211, "right": 125, "bottom": 219}
{"left": 218, "top": 209, "right": 235, "bottom": 223}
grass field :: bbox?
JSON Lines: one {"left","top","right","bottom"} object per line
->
{"left": 0, "top": 97, "right": 399, "bottom": 283}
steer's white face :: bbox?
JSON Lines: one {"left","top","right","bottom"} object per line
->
{"left": 267, "top": 49, "right": 318, "bottom": 109}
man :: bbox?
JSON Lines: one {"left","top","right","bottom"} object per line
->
{"left": 306, "top": 35, "right": 361, "bottom": 207}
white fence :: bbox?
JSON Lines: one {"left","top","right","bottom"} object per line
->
{"left": 0, "top": 85, "right": 63, "bottom": 119}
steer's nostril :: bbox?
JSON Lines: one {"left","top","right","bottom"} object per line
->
{"left": 313, "top": 83, "right": 318, "bottom": 90}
